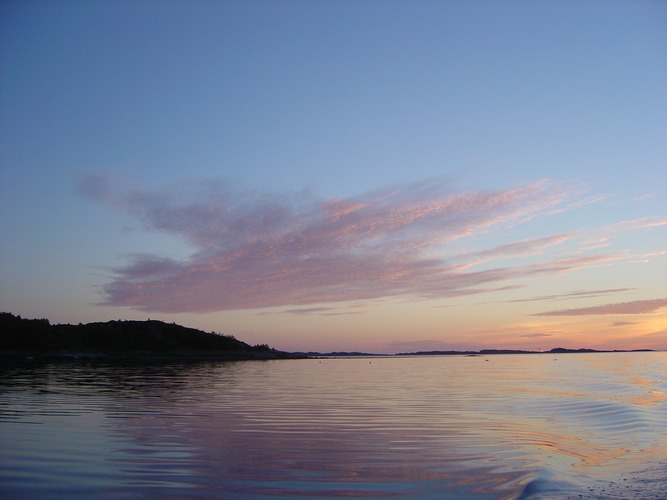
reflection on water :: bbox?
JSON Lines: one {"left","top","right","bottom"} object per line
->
{"left": 1, "top": 353, "right": 666, "bottom": 499}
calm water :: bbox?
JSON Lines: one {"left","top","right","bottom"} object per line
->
{"left": 1, "top": 353, "right": 666, "bottom": 499}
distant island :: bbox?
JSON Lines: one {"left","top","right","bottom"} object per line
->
{"left": 394, "top": 347, "right": 654, "bottom": 356}
{"left": 0, "top": 312, "right": 304, "bottom": 361}
{"left": 297, "top": 347, "right": 654, "bottom": 357}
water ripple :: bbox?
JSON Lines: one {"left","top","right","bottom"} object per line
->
{"left": 1, "top": 353, "right": 666, "bottom": 498}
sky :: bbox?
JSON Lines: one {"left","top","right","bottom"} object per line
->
{"left": 1, "top": 0, "right": 666, "bottom": 353}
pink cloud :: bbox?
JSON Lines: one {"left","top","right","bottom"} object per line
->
{"left": 452, "top": 233, "right": 576, "bottom": 264}
{"left": 82, "top": 175, "right": 617, "bottom": 313}
{"left": 577, "top": 216, "right": 667, "bottom": 252}
{"left": 533, "top": 298, "right": 667, "bottom": 316}
{"left": 608, "top": 217, "right": 667, "bottom": 232}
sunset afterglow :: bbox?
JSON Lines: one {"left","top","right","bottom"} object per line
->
{"left": 1, "top": 0, "right": 665, "bottom": 353}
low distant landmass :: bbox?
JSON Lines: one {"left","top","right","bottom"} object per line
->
{"left": 1, "top": 312, "right": 654, "bottom": 361}
{"left": 0, "top": 312, "right": 304, "bottom": 361}
{"left": 394, "top": 347, "right": 654, "bottom": 356}
{"left": 297, "top": 347, "right": 654, "bottom": 357}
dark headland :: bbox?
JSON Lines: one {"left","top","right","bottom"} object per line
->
{"left": 0, "top": 312, "right": 305, "bottom": 361}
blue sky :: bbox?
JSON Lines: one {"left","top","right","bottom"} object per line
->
{"left": 1, "top": 0, "right": 666, "bottom": 352}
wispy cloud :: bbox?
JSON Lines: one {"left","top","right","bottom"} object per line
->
{"left": 279, "top": 307, "right": 339, "bottom": 315}
{"left": 608, "top": 217, "right": 667, "bottom": 232}
{"left": 533, "top": 298, "right": 667, "bottom": 317}
{"left": 79, "top": 175, "right": 621, "bottom": 313}
{"left": 611, "top": 321, "right": 641, "bottom": 327}
{"left": 277, "top": 303, "right": 375, "bottom": 316}
{"left": 507, "top": 288, "right": 635, "bottom": 303}
{"left": 451, "top": 233, "right": 576, "bottom": 266}
{"left": 519, "top": 333, "right": 553, "bottom": 338}
{"left": 383, "top": 340, "right": 459, "bottom": 353}
{"left": 578, "top": 216, "right": 667, "bottom": 251}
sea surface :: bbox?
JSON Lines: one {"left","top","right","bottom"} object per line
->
{"left": 1, "top": 352, "right": 666, "bottom": 499}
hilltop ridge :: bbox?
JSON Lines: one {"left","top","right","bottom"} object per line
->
{"left": 0, "top": 312, "right": 303, "bottom": 360}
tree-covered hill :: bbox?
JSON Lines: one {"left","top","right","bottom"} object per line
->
{"left": 0, "top": 312, "right": 302, "bottom": 360}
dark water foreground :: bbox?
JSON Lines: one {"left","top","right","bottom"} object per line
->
{"left": 1, "top": 353, "right": 665, "bottom": 499}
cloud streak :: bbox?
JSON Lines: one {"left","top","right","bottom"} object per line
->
{"left": 80, "top": 175, "right": 617, "bottom": 313}
{"left": 533, "top": 298, "right": 667, "bottom": 317}
{"left": 611, "top": 321, "right": 641, "bottom": 327}
{"left": 507, "top": 288, "right": 636, "bottom": 303}
{"left": 450, "top": 233, "right": 577, "bottom": 270}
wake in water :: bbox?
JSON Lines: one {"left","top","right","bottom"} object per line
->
{"left": 519, "top": 461, "right": 667, "bottom": 499}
